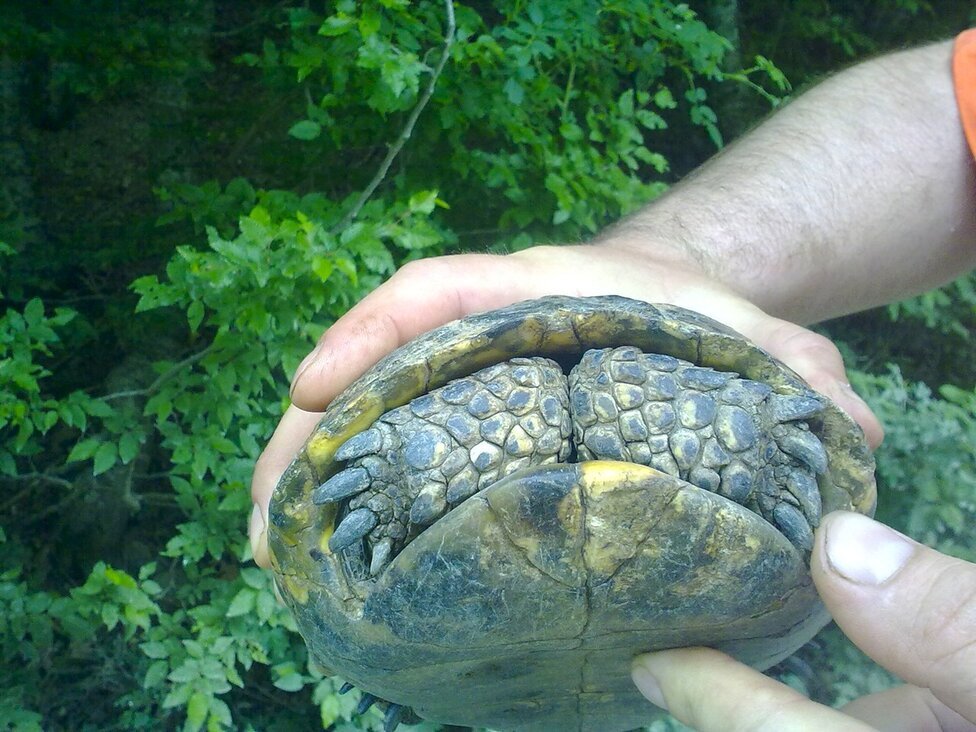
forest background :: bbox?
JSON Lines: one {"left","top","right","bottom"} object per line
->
{"left": 2, "top": 1, "right": 975, "bottom": 730}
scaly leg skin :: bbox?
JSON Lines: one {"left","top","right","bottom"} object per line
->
{"left": 315, "top": 357, "right": 572, "bottom": 574}
{"left": 317, "top": 347, "right": 829, "bottom": 578}
{"left": 570, "top": 346, "right": 827, "bottom": 550}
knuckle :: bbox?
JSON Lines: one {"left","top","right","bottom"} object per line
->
{"left": 784, "top": 328, "right": 844, "bottom": 368}
{"left": 392, "top": 254, "right": 470, "bottom": 285}
{"left": 392, "top": 257, "right": 437, "bottom": 280}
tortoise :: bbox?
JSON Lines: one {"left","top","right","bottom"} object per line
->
{"left": 267, "top": 295, "right": 876, "bottom": 732}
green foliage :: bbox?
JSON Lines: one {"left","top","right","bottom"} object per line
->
{"left": 856, "top": 369, "right": 976, "bottom": 560}
{"left": 244, "top": 0, "right": 786, "bottom": 245}
{"left": 6, "top": 2, "right": 781, "bottom": 727}
{"left": 887, "top": 272, "right": 976, "bottom": 339}
{"left": 737, "top": 0, "right": 972, "bottom": 85}
{"left": 0, "top": 0, "right": 211, "bottom": 103}
{"left": 1, "top": 1, "right": 973, "bottom": 730}
{"left": 0, "top": 295, "right": 77, "bottom": 468}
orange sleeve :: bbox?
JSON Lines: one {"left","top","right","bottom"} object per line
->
{"left": 954, "top": 28, "right": 976, "bottom": 158}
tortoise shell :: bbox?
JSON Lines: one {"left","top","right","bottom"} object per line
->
{"left": 268, "top": 295, "right": 876, "bottom": 731}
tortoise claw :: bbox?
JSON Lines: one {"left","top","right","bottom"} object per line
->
{"left": 771, "top": 502, "right": 814, "bottom": 551}
{"left": 336, "top": 428, "right": 384, "bottom": 462}
{"left": 768, "top": 394, "right": 824, "bottom": 423}
{"left": 369, "top": 537, "right": 393, "bottom": 576}
{"left": 785, "top": 471, "right": 822, "bottom": 525}
{"left": 329, "top": 508, "right": 379, "bottom": 552}
{"left": 313, "top": 467, "right": 372, "bottom": 504}
{"left": 776, "top": 429, "right": 829, "bottom": 474}
{"left": 383, "top": 703, "right": 405, "bottom": 731}
{"left": 338, "top": 682, "right": 355, "bottom": 695}
{"left": 355, "top": 693, "right": 377, "bottom": 715}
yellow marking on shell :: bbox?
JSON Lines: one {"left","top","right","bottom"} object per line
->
{"left": 426, "top": 335, "right": 496, "bottom": 374}
{"left": 318, "top": 525, "right": 335, "bottom": 555}
{"left": 271, "top": 469, "right": 320, "bottom": 549}
{"left": 281, "top": 574, "right": 309, "bottom": 605}
{"left": 306, "top": 399, "right": 384, "bottom": 470}
{"left": 854, "top": 481, "right": 877, "bottom": 514}
{"left": 504, "top": 533, "right": 542, "bottom": 561}
{"left": 537, "top": 327, "right": 583, "bottom": 351}
{"left": 384, "top": 362, "right": 431, "bottom": 404}
{"left": 700, "top": 502, "right": 741, "bottom": 561}
{"left": 577, "top": 460, "right": 668, "bottom": 497}
{"left": 578, "top": 461, "right": 679, "bottom": 578}
{"left": 556, "top": 488, "right": 583, "bottom": 536}
{"left": 429, "top": 343, "right": 515, "bottom": 387}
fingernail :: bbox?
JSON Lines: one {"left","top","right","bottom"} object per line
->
{"left": 272, "top": 579, "right": 286, "bottom": 606}
{"left": 825, "top": 512, "right": 915, "bottom": 585}
{"left": 631, "top": 657, "right": 668, "bottom": 710}
{"left": 249, "top": 503, "right": 267, "bottom": 556}
{"left": 831, "top": 381, "right": 884, "bottom": 450}
{"left": 838, "top": 381, "right": 867, "bottom": 406}
{"left": 291, "top": 343, "right": 323, "bottom": 397}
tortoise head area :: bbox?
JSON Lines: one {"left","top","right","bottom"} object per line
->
{"left": 285, "top": 462, "right": 827, "bottom": 731}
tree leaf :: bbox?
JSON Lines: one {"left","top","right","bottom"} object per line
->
{"left": 187, "top": 300, "right": 205, "bottom": 333}
{"left": 288, "top": 120, "right": 322, "bottom": 141}
{"left": 119, "top": 431, "right": 142, "bottom": 464}
{"left": 186, "top": 691, "right": 209, "bottom": 731}
{"left": 226, "top": 588, "right": 256, "bottom": 617}
{"left": 93, "top": 442, "right": 119, "bottom": 476}
{"left": 67, "top": 437, "right": 101, "bottom": 463}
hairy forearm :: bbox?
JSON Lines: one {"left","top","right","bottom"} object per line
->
{"left": 598, "top": 40, "right": 976, "bottom": 324}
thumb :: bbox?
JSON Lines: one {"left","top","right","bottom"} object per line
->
{"left": 813, "top": 511, "right": 976, "bottom": 722}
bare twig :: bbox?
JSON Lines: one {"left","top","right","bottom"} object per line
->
{"left": 1, "top": 471, "right": 73, "bottom": 489}
{"left": 330, "top": 0, "right": 456, "bottom": 235}
{"left": 1, "top": 472, "right": 82, "bottom": 522}
{"left": 211, "top": 1, "right": 289, "bottom": 38}
{"left": 0, "top": 473, "right": 73, "bottom": 515}
{"left": 103, "top": 343, "right": 217, "bottom": 402}
{"left": 0, "top": 487, "right": 33, "bottom": 514}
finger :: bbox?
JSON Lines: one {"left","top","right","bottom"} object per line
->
{"left": 289, "top": 253, "right": 554, "bottom": 411}
{"left": 813, "top": 511, "right": 976, "bottom": 722}
{"left": 841, "top": 684, "right": 974, "bottom": 732}
{"left": 745, "top": 316, "right": 884, "bottom": 449}
{"left": 631, "top": 647, "right": 874, "bottom": 732}
{"left": 250, "top": 405, "right": 324, "bottom": 568}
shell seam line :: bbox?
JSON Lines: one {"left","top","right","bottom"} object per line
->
{"left": 482, "top": 498, "right": 579, "bottom": 590}
{"left": 589, "top": 485, "right": 681, "bottom": 590}
{"left": 576, "top": 480, "right": 590, "bottom": 732}
{"left": 568, "top": 317, "right": 583, "bottom": 354}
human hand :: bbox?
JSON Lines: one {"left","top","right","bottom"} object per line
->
{"left": 631, "top": 510, "right": 976, "bottom": 731}
{"left": 250, "top": 243, "right": 882, "bottom": 567}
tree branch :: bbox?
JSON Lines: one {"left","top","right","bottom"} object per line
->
{"left": 0, "top": 472, "right": 74, "bottom": 514}
{"left": 103, "top": 343, "right": 216, "bottom": 402}
{"left": 331, "top": 0, "right": 456, "bottom": 235}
